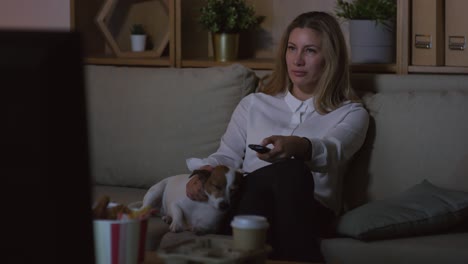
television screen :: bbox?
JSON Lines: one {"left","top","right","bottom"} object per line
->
{"left": 1, "top": 30, "right": 95, "bottom": 264}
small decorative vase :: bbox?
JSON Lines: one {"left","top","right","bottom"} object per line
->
{"left": 131, "top": 34, "right": 147, "bottom": 52}
{"left": 349, "top": 20, "right": 395, "bottom": 64}
{"left": 212, "top": 33, "right": 239, "bottom": 62}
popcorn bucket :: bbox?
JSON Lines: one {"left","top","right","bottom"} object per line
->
{"left": 93, "top": 218, "right": 148, "bottom": 264}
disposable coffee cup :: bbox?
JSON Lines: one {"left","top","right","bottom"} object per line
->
{"left": 231, "top": 215, "right": 269, "bottom": 252}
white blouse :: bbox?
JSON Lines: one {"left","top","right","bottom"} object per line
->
{"left": 187, "top": 91, "right": 369, "bottom": 214}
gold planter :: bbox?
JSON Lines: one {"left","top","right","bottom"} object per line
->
{"left": 212, "top": 33, "right": 239, "bottom": 62}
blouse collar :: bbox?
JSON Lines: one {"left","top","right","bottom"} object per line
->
{"left": 283, "top": 90, "right": 315, "bottom": 113}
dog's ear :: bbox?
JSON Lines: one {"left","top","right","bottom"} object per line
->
{"left": 189, "top": 169, "right": 211, "bottom": 183}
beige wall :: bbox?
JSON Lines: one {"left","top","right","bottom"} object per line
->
{"left": 0, "top": 0, "right": 70, "bottom": 30}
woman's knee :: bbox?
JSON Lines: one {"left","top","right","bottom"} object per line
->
{"left": 246, "top": 159, "right": 313, "bottom": 189}
{"left": 251, "top": 159, "right": 307, "bottom": 177}
{"left": 270, "top": 159, "right": 309, "bottom": 174}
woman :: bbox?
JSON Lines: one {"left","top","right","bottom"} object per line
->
{"left": 185, "top": 11, "right": 369, "bottom": 262}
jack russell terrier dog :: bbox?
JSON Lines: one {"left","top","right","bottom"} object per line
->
{"left": 142, "top": 165, "right": 243, "bottom": 234}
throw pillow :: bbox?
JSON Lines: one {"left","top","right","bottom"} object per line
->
{"left": 336, "top": 179, "right": 468, "bottom": 240}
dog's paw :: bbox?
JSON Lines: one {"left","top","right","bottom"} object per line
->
{"left": 162, "top": 215, "right": 172, "bottom": 225}
{"left": 169, "top": 220, "right": 184, "bottom": 233}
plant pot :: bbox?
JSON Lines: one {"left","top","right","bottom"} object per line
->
{"left": 349, "top": 20, "right": 395, "bottom": 64}
{"left": 131, "top": 34, "right": 147, "bottom": 52}
{"left": 212, "top": 33, "right": 239, "bottom": 62}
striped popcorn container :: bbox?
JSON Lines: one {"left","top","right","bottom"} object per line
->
{"left": 93, "top": 218, "right": 148, "bottom": 264}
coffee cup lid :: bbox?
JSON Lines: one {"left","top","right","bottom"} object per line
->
{"left": 230, "top": 215, "right": 269, "bottom": 229}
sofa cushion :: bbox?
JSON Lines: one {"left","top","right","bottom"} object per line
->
{"left": 336, "top": 180, "right": 468, "bottom": 241}
{"left": 344, "top": 74, "right": 468, "bottom": 210}
{"left": 85, "top": 64, "right": 258, "bottom": 188}
{"left": 321, "top": 232, "right": 468, "bottom": 264}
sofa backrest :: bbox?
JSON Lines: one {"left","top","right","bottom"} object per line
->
{"left": 85, "top": 64, "right": 258, "bottom": 188}
{"left": 344, "top": 73, "right": 468, "bottom": 210}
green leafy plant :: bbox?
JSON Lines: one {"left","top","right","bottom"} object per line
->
{"left": 335, "top": 0, "right": 396, "bottom": 26}
{"left": 199, "top": 0, "right": 265, "bottom": 34}
{"left": 130, "top": 24, "right": 146, "bottom": 35}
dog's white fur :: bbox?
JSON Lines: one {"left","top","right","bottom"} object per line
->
{"left": 142, "top": 165, "right": 241, "bottom": 234}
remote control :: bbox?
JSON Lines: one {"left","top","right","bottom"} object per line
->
{"left": 248, "top": 144, "right": 271, "bottom": 154}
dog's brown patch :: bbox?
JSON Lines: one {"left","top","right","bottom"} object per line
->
{"left": 191, "top": 169, "right": 211, "bottom": 183}
{"left": 204, "top": 165, "right": 229, "bottom": 198}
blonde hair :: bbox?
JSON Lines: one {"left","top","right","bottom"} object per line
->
{"left": 259, "top": 11, "right": 359, "bottom": 114}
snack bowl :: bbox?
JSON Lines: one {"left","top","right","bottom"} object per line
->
{"left": 128, "top": 201, "right": 144, "bottom": 211}
{"left": 92, "top": 197, "right": 150, "bottom": 264}
{"left": 94, "top": 217, "right": 148, "bottom": 264}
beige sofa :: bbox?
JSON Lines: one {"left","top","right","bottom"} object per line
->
{"left": 86, "top": 64, "right": 468, "bottom": 263}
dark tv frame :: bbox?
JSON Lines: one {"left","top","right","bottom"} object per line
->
{"left": 1, "top": 30, "right": 95, "bottom": 264}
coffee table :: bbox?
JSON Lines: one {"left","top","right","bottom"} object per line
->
{"left": 143, "top": 251, "right": 319, "bottom": 264}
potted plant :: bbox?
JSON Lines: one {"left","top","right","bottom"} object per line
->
{"left": 130, "top": 23, "right": 147, "bottom": 52}
{"left": 199, "top": 0, "right": 265, "bottom": 62}
{"left": 335, "top": 0, "right": 397, "bottom": 64}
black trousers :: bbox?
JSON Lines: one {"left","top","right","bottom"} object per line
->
{"left": 221, "top": 159, "right": 335, "bottom": 262}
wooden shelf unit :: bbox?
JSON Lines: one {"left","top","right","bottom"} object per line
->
{"left": 173, "top": 0, "right": 401, "bottom": 73}
{"left": 70, "top": 0, "right": 176, "bottom": 67}
{"left": 179, "top": 58, "right": 274, "bottom": 70}
{"left": 84, "top": 55, "right": 172, "bottom": 67}
{"left": 72, "top": 0, "right": 467, "bottom": 75}
{"left": 408, "top": 66, "right": 468, "bottom": 74}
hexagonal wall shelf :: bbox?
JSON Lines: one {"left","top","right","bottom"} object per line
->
{"left": 96, "top": 0, "right": 170, "bottom": 58}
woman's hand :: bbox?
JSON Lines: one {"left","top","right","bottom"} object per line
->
{"left": 185, "top": 165, "right": 213, "bottom": 201}
{"left": 257, "top": 135, "right": 310, "bottom": 162}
